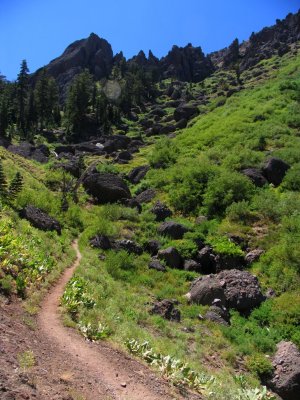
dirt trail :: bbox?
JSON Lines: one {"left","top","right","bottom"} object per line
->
{"left": 37, "top": 240, "right": 184, "bottom": 400}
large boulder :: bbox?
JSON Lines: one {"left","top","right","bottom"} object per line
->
{"left": 151, "top": 201, "right": 172, "bottom": 221}
{"left": 158, "top": 247, "right": 183, "bottom": 269}
{"left": 158, "top": 221, "right": 188, "bottom": 239}
{"left": 113, "top": 239, "right": 143, "bottom": 255}
{"left": 7, "top": 142, "right": 49, "bottom": 164}
{"left": 184, "top": 259, "right": 201, "bottom": 272}
{"left": 82, "top": 172, "right": 131, "bottom": 203}
{"left": 127, "top": 165, "right": 150, "bottom": 184}
{"left": 144, "top": 240, "right": 161, "bottom": 256}
{"left": 186, "top": 269, "right": 265, "bottom": 312}
{"left": 196, "top": 246, "right": 216, "bottom": 274}
{"left": 134, "top": 189, "right": 156, "bottom": 204}
{"left": 242, "top": 168, "right": 268, "bottom": 187}
{"left": 20, "top": 205, "right": 61, "bottom": 234}
{"left": 150, "top": 299, "right": 181, "bottom": 322}
{"left": 89, "top": 234, "right": 112, "bottom": 250}
{"left": 267, "top": 341, "right": 300, "bottom": 400}
{"left": 215, "top": 253, "right": 245, "bottom": 272}
{"left": 174, "top": 103, "right": 199, "bottom": 122}
{"left": 262, "top": 158, "right": 290, "bottom": 187}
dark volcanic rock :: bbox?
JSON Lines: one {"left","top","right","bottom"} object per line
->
{"left": 82, "top": 172, "right": 131, "bottom": 203}
{"left": 158, "top": 221, "right": 188, "bottom": 239}
{"left": 20, "top": 205, "right": 61, "bottom": 234}
{"left": 262, "top": 157, "right": 290, "bottom": 186}
{"left": 160, "top": 43, "right": 214, "bottom": 82}
{"left": 43, "top": 33, "right": 113, "bottom": 96}
{"left": 242, "top": 168, "right": 268, "bottom": 187}
{"left": 210, "top": 11, "right": 300, "bottom": 72}
{"left": 215, "top": 253, "right": 245, "bottom": 272}
{"left": 148, "top": 257, "right": 166, "bottom": 272}
{"left": 245, "top": 249, "right": 264, "bottom": 265}
{"left": 205, "top": 299, "right": 230, "bottom": 326}
{"left": 184, "top": 259, "right": 201, "bottom": 272}
{"left": 113, "top": 239, "right": 143, "bottom": 255}
{"left": 267, "top": 341, "right": 300, "bottom": 400}
{"left": 89, "top": 234, "right": 111, "bottom": 250}
{"left": 150, "top": 299, "right": 181, "bottom": 322}
{"left": 174, "top": 104, "right": 199, "bottom": 122}
{"left": 134, "top": 189, "right": 156, "bottom": 204}
{"left": 196, "top": 246, "right": 216, "bottom": 274}
{"left": 158, "top": 247, "right": 183, "bottom": 269}
{"left": 144, "top": 240, "right": 161, "bottom": 256}
{"left": 7, "top": 142, "right": 49, "bottom": 163}
{"left": 151, "top": 201, "right": 172, "bottom": 221}
{"left": 127, "top": 165, "right": 150, "bottom": 184}
{"left": 187, "top": 269, "right": 265, "bottom": 312}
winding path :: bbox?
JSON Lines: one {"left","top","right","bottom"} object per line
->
{"left": 37, "top": 240, "right": 183, "bottom": 400}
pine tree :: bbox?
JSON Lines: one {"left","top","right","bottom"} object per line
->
{"left": 65, "top": 70, "right": 93, "bottom": 134}
{"left": 8, "top": 172, "right": 23, "bottom": 201}
{"left": 0, "top": 159, "right": 8, "bottom": 199}
{"left": 17, "top": 60, "right": 29, "bottom": 135}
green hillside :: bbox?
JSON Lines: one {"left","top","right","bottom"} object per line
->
{"left": 0, "top": 37, "right": 300, "bottom": 400}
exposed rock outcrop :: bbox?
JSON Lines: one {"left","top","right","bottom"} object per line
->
{"left": 186, "top": 269, "right": 265, "bottom": 312}
{"left": 150, "top": 299, "right": 181, "bottom": 322}
{"left": 82, "top": 172, "right": 131, "bottom": 203}
{"left": 267, "top": 341, "right": 300, "bottom": 400}
{"left": 20, "top": 205, "right": 61, "bottom": 234}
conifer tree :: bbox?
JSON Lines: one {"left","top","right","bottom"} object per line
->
{"left": 8, "top": 172, "right": 23, "bottom": 201}
{"left": 65, "top": 70, "right": 93, "bottom": 134}
{"left": 17, "top": 60, "right": 29, "bottom": 135}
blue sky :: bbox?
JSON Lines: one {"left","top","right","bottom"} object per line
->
{"left": 0, "top": 0, "right": 299, "bottom": 80}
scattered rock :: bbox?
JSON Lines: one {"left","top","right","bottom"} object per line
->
{"left": 113, "top": 239, "right": 143, "bottom": 255}
{"left": 215, "top": 253, "right": 245, "bottom": 272}
{"left": 267, "top": 341, "right": 300, "bottom": 400}
{"left": 82, "top": 172, "right": 131, "bottom": 203}
{"left": 195, "top": 215, "right": 208, "bottom": 224}
{"left": 148, "top": 257, "right": 166, "bottom": 272}
{"left": 158, "top": 221, "right": 188, "bottom": 239}
{"left": 20, "top": 205, "right": 61, "bottom": 234}
{"left": 158, "top": 247, "right": 183, "bottom": 269}
{"left": 242, "top": 168, "right": 268, "bottom": 187}
{"left": 89, "top": 235, "right": 111, "bottom": 250}
{"left": 196, "top": 246, "right": 216, "bottom": 274}
{"left": 184, "top": 259, "right": 201, "bottom": 272}
{"left": 127, "top": 165, "right": 150, "bottom": 184}
{"left": 245, "top": 249, "right": 264, "bottom": 265}
{"left": 134, "top": 189, "right": 156, "bottom": 204}
{"left": 144, "top": 240, "right": 161, "bottom": 256}
{"left": 262, "top": 158, "right": 290, "bottom": 187}
{"left": 186, "top": 269, "right": 265, "bottom": 312}
{"left": 174, "top": 103, "right": 199, "bottom": 122}
{"left": 7, "top": 142, "right": 49, "bottom": 163}
{"left": 205, "top": 299, "right": 230, "bottom": 326}
{"left": 151, "top": 201, "right": 172, "bottom": 221}
{"left": 150, "top": 299, "right": 181, "bottom": 322}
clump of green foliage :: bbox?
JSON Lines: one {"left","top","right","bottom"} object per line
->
{"left": 61, "top": 276, "right": 96, "bottom": 318}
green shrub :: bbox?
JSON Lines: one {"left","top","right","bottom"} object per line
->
{"left": 105, "top": 250, "right": 136, "bottom": 280}
{"left": 203, "top": 171, "right": 255, "bottom": 216}
{"left": 208, "top": 236, "right": 244, "bottom": 256}
{"left": 148, "top": 137, "right": 178, "bottom": 168}
{"left": 281, "top": 163, "right": 300, "bottom": 191}
{"left": 245, "top": 354, "right": 273, "bottom": 377}
{"left": 226, "top": 201, "right": 254, "bottom": 223}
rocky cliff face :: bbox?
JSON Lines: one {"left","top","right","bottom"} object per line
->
{"left": 40, "top": 33, "right": 113, "bottom": 95}
{"left": 37, "top": 9, "right": 300, "bottom": 93}
{"left": 160, "top": 44, "right": 214, "bottom": 82}
{"left": 210, "top": 10, "right": 300, "bottom": 70}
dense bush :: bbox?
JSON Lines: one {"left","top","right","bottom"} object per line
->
{"left": 148, "top": 137, "right": 178, "bottom": 168}
{"left": 203, "top": 171, "right": 255, "bottom": 216}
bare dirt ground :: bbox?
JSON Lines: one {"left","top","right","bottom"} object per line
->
{"left": 0, "top": 241, "right": 201, "bottom": 400}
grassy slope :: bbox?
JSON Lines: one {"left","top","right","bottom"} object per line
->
{"left": 1, "top": 49, "right": 299, "bottom": 398}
